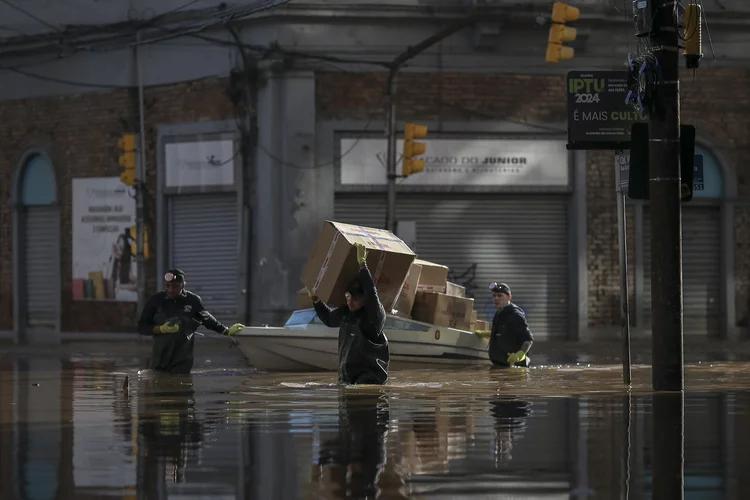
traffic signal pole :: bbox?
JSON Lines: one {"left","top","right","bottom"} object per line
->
{"left": 384, "top": 15, "right": 479, "bottom": 231}
{"left": 135, "top": 32, "right": 147, "bottom": 316}
{"left": 646, "top": 1, "right": 684, "bottom": 392}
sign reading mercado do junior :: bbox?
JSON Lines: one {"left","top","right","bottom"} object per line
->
{"left": 566, "top": 71, "right": 647, "bottom": 151}
{"left": 339, "top": 138, "right": 569, "bottom": 187}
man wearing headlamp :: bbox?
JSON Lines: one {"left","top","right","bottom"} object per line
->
{"left": 137, "top": 268, "right": 245, "bottom": 374}
{"left": 487, "top": 282, "right": 533, "bottom": 368}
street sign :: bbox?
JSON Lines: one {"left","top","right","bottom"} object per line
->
{"left": 617, "top": 151, "right": 629, "bottom": 193}
{"left": 693, "top": 153, "right": 705, "bottom": 191}
{"left": 566, "top": 71, "right": 647, "bottom": 151}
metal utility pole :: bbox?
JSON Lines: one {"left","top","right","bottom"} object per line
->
{"left": 615, "top": 152, "right": 632, "bottom": 385}
{"left": 135, "top": 32, "right": 147, "bottom": 315}
{"left": 384, "top": 16, "right": 479, "bottom": 231}
{"left": 647, "top": 0, "right": 683, "bottom": 392}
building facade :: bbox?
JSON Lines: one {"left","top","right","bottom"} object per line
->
{"left": 0, "top": 0, "right": 749, "bottom": 341}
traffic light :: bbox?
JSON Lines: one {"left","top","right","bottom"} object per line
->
{"left": 128, "top": 225, "right": 149, "bottom": 259}
{"left": 118, "top": 133, "right": 137, "bottom": 186}
{"left": 546, "top": 2, "right": 580, "bottom": 63}
{"left": 402, "top": 123, "right": 428, "bottom": 176}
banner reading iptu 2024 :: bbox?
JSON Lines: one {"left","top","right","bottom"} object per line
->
{"left": 72, "top": 177, "right": 138, "bottom": 302}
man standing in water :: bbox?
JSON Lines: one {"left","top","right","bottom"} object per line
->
{"left": 137, "top": 268, "right": 245, "bottom": 374}
{"left": 306, "top": 243, "right": 390, "bottom": 385}
{"left": 487, "top": 282, "right": 533, "bottom": 368}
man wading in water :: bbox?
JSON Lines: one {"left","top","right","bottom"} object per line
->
{"left": 488, "top": 282, "right": 533, "bottom": 368}
{"left": 306, "top": 243, "right": 390, "bottom": 385}
{"left": 137, "top": 269, "right": 245, "bottom": 374}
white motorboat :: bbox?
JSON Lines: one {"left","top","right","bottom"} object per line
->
{"left": 233, "top": 308, "right": 491, "bottom": 371}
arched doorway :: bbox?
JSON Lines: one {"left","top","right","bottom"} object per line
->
{"left": 12, "top": 152, "right": 62, "bottom": 344}
{"left": 637, "top": 145, "right": 730, "bottom": 337}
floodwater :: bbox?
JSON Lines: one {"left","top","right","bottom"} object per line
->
{"left": 1, "top": 339, "right": 750, "bottom": 499}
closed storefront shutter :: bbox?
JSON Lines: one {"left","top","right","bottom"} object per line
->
{"left": 168, "top": 193, "right": 239, "bottom": 327}
{"left": 24, "top": 206, "right": 59, "bottom": 327}
{"left": 642, "top": 205, "right": 721, "bottom": 336}
{"left": 334, "top": 193, "right": 570, "bottom": 339}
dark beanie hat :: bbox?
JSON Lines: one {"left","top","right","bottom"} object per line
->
{"left": 347, "top": 277, "right": 365, "bottom": 298}
{"left": 165, "top": 269, "right": 186, "bottom": 283}
{"left": 490, "top": 282, "right": 511, "bottom": 295}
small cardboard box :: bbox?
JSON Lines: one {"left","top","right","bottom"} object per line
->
{"left": 301, "top": 221, "right": 417, "bottom": 310}
{"left": 412, "top": 291, "right": 475, "bottom": 331}
{"left": 414, "top": 259, "right": 449, "bottom": 293}
{"left": 296, "top": 288, "right": 314, "bottom": 309}
{"left": 394, "top": 261, "right": 422, "bottom": 317}
{"left": 446, "top": 281, "right": 465, "bottom": 298}
{"left": 475, "top": 319, "right": 491, "bottom": 331}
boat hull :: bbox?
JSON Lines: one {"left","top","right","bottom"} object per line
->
{"left": 234, "top": 325, "right": 490, "bottom": 372}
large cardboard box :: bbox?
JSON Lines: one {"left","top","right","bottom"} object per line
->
{"left": 394, "top": 261, "right": 423, "bottom": 316}
{"left": 414, "top": 259, "right": 449, "bottom": 293}
{"left": 296, "top": 288, "right": 314, "bottom": 309}
{"left": 301, "top": 221, "right": 417, "bottom": 310}
{"left": 412, "top": 291, "right": 475, "bottom": 331}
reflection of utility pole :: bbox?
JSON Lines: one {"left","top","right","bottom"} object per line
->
{"left": 135, "top": 31, "right": 147, "bottom": 315}
{"left": 384, "top": 15, "right": 480, "bottom": 231}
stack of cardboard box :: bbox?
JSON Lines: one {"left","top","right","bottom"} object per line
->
{"left": 296, "top": 220, "right": 492, "bottom": 333}
{"left": 393, "top": 258, "right": 491, "bottom": 332}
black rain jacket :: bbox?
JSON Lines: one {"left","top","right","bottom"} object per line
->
{"left": 138, "top": 290, "right": 227, "bottom": 374}
{"left": 313, "top": 265, "right": 390, "bottom": 385}
{"left": 488, "top": 302, "right": 533, "bottom": 367}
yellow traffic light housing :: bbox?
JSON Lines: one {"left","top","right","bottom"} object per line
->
{"left": 546, "top": 2, "right": 580, "bottom": 63}
{"left": 129, "top": 225, "right": 149, "bottom": 259}
{"left": 118, "top": 133, "right": 137, "bottom": 186}
{"left": 402, "top": 123, "right": 428, "bottom": 176}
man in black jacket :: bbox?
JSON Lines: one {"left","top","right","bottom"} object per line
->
{"left": 487, "top": 282, "right": 533, "bottom": 368}
{"left": 306, "top": 243, "right": 390, "bottom": 385}
{"left": 138, "top": 268, "right": 245, "bottom": 374}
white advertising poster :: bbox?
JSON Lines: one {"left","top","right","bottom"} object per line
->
{"left": 165, "top": 139, "right": 235, "bottom": 188}
{"left": 340, "top": 138, "right": 569, "bottom": 186}
{"left": 72, "top": 177, "right": 137, "bottom": 302}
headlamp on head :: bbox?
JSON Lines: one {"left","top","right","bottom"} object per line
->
{"left": 165, "top": 272, "right": 176, "bottom": 282}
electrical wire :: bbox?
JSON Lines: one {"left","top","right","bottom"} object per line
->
{"left": 0, "top": 0, "right": 60, "bottom": 33}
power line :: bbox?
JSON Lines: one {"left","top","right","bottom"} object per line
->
{"left": 0, "top": 0, "right": 60, "bottom": 33}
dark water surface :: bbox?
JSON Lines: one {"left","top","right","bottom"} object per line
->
{"left": 1, "top": 340, "right": 750, "bottom": 499}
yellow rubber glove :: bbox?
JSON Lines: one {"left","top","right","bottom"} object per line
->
{"left": 305, "top": 286, "right": 320, "bottom": 304}
{"left": 507, "top": 350, "right": 527, "bottom": 365}
{"left": 354, "top": 242, "right": 368, "bottom": 265}
{"left": 473, "top": 330, "right": 491, "bottom": 339}
{"left": 158, "top": 320, "right": 180, "bottom": 334}
{"left": 225, "top": 323, "right": 245, "bottom": 336}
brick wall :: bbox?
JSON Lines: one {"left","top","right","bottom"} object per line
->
{"left": 316, "top": 69, "right": 750, "bottom": 330}
{"left": 0, "top": 76, "right": 234, "bottom": 332}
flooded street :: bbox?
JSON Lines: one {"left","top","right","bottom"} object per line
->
{"left": 1, "top": 339, "right": 750, "bottom": 499}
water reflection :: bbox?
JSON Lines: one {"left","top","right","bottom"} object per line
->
{"left": 0, "top": 351, "right": 749, "bottom": 499}
{"left": 311, "top": 389, "right": 390, "bottom": 499}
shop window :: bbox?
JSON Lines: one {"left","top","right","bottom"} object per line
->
{"left": 20, "top": 154, "right": 57, "bottom": 206}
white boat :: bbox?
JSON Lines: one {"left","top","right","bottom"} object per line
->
{"left": 233, "top": 308, "right": 491, "bottom": 371}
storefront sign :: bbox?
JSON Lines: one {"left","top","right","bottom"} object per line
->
{"left": 339, "top": 138, "right": 569, "bottom": 186}
{"left": 165, "top": 139, "right": 235, "bottom": 188}
{"left": 71, "top": 177, "right": 137, "bottom": 302}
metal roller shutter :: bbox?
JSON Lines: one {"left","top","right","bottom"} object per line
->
{"left": 642, "top": 205, "right": 721, "bottom": 336}
{"left": 24, "top": 207, "right": 59, "bottom": 327}
{"left": 168, "top": 193, "right": 239, "bottom": 328}
{"left": 334, "top": 193, "right": 570, "bottom": 338}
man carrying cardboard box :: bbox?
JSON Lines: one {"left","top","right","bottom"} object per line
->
{"left": 306, "top": 243, "right": 390, "bottom": 385}
{"left": 488, "top": 282, "right": 533, "bottom": 368}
